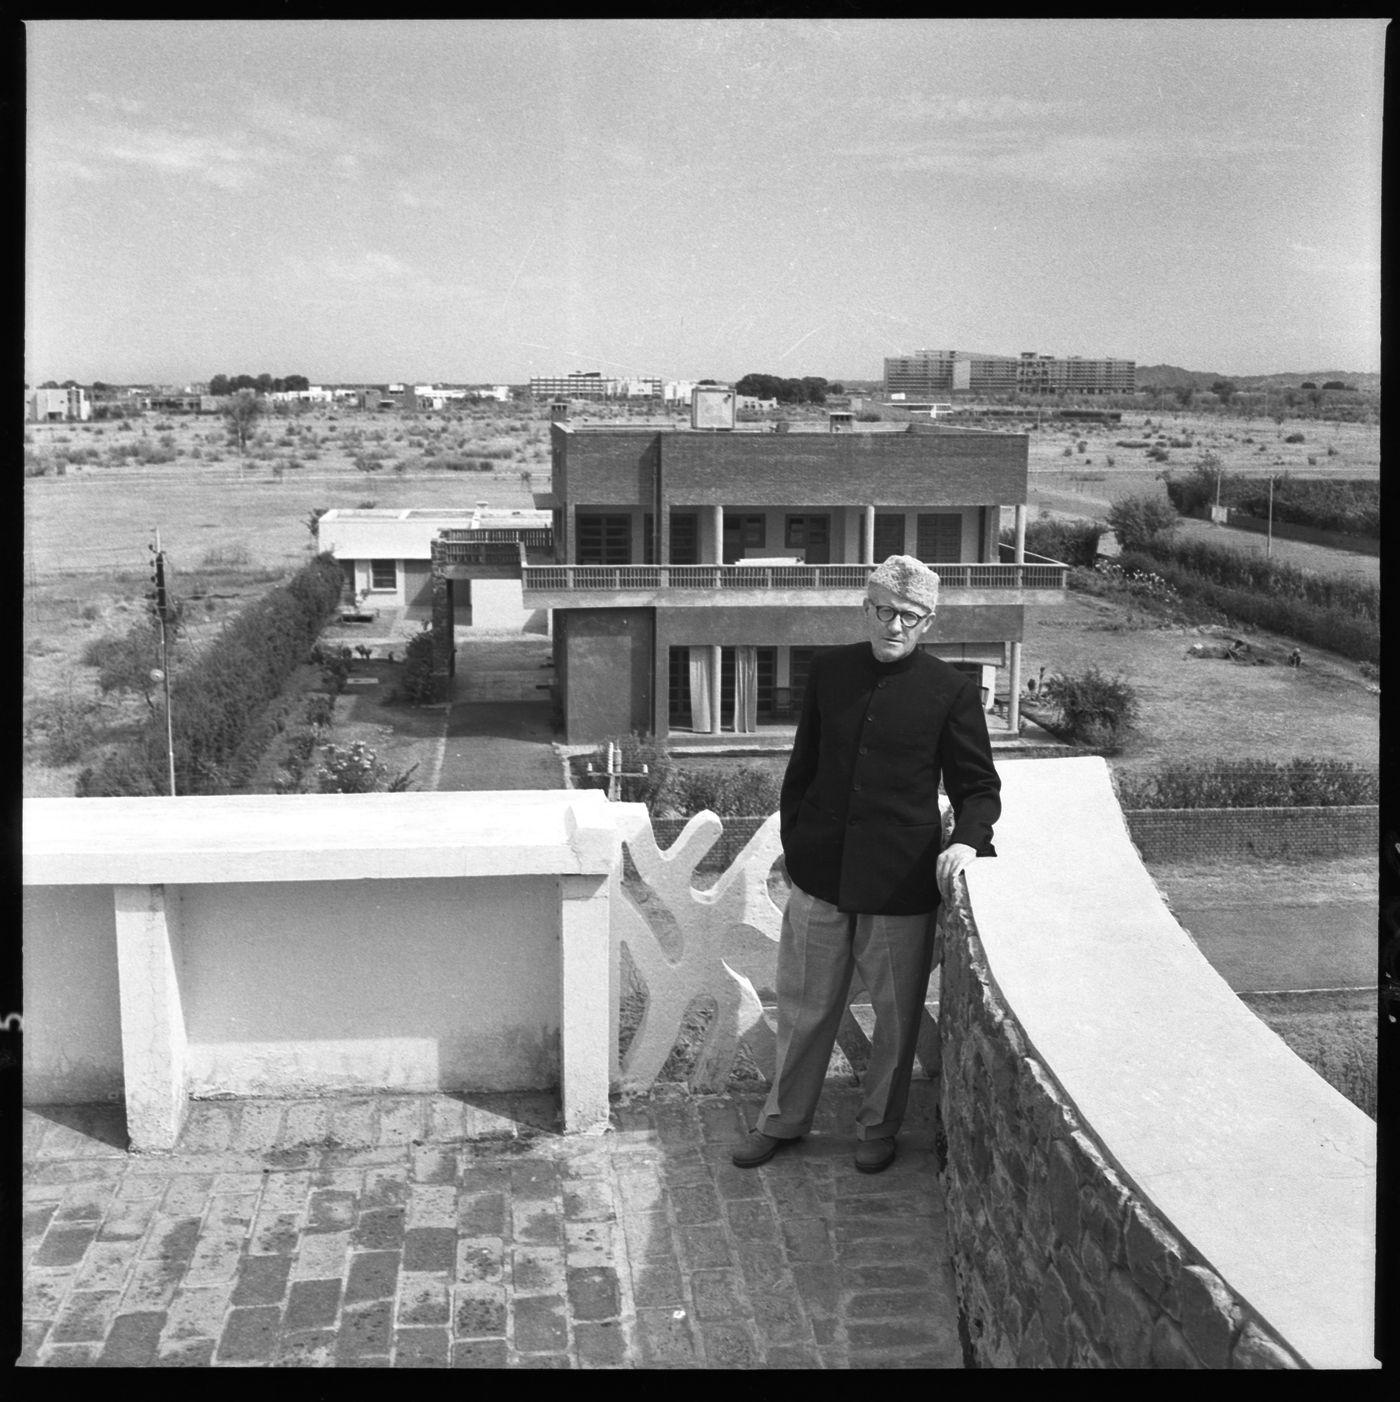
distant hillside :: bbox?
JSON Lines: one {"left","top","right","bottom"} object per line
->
{"left": 1137, "top": 364, "right": 1379, "bottom": 393}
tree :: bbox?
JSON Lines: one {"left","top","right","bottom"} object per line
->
{"left": 1173, "top": 385, "right": 1196, "bottom": 408}
{"left": 1322, "top": 380, "right": 1353, "bottom": 391}
{"left": 1209, "top": 379, "right": 1237, "bottom": 405}
{"left": 1299, "top": 381, "right": 1317, "bottom": 390}
{"left": 209, "top": 374, "right": 231, "bottom": 397}
{"left": 224, "top": 390, "right": 263, "bottom": 454}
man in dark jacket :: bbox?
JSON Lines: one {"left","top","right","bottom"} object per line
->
{"left": 733, "top": 555, "right": 1000, "bottom": 1174}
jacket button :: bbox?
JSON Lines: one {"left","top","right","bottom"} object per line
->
{"left": 866, "top": 713, "right": 875, "bottom": 722}
{"left": 848, "top": 817, "right": 859, "bottom": 826}
{"left": 852, "top": 782, "right": 862, "bottom": 792}
{"left": 858, "top": 745, "right": 869, "bottom": 755}
{"left": 877, "top": 680, "right": 888, "bottom": 688}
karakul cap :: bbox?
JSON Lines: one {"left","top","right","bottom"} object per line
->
{"left": 867, "top": 554, "right": 939, "bottom": 610}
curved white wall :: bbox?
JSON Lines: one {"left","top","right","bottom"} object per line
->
{"left": 940, "top": 756, "right": 1376, "bottom": 1369}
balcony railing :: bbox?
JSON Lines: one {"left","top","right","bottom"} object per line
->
{"left": 434, "top": 538, "right": 531, "bottom": 568}
{"left": 439, "top": 528, "right": 553, "bottom": 548}
{"left": 521, "top": 560, "right": 1069, "bottom": 592}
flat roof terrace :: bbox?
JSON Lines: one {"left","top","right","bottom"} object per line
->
{"left": 555, "top": 421, "right": 1025, "bottom": 436}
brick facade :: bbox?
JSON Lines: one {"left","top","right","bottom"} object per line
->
{"left": 1122, "top": 806, "right": 1375, "bottom": 863}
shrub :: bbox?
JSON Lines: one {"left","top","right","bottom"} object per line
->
{"left": 25, "top": 689, "right": 103, "bottom": 766}
{"left": 657, "top": 764, "right": 783, "bottom": 818}
{"left": 1114, "top": 759, "right": 1378, "bottom": 809}
{"left": 1000, "top": 518, "right": 1103, "bottom": 569}
{"left": 1284, "top": 432, "right": 1305, "bottom": 443}
{"left": 390, "top": 626, "right": 438, "bottom": 704}
{"left": 1229, "top": 477, "right": 1378, "bottom": 537}
{"left": 1092, "top": 558, "right": 1180, "bottom": 604}
{"left": 1106, "top": 494, "right": 1178, "bottom": 551}
{"left": 302, "top": 692, "right": 336, "bottom": 729}
{"left": 1039, "top": 665, "right": 1139, "bottom": 752}
{"left": 200, "top": 542, "right": 252, "bottom": 568}
{"left": 316, "top": 741, "right": 385, "bottom": 793}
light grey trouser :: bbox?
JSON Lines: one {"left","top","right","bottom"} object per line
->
{"left": 757, "top": 883, "right": 936, "bottom": 1142}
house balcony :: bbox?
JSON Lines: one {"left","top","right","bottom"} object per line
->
{"left": 520, "top": 556, "right": 1069, "bottom": 610}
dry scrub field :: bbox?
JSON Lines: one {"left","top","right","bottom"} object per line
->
{"left": 1020, "top": 408, "right": 1379, "bottom": 578}
{"left": 23, "top": 406, "right": 547, "bottom": 796}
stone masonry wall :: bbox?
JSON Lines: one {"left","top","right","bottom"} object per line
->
{"left": 935, "top": 898, "right": 1306, "bottom": 1368}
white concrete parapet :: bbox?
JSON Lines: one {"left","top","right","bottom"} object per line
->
{"left": 24, "top": 792, "right": 622, "bottom": 1148}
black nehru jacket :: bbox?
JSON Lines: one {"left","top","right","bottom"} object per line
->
{"left": 779, "top": 642, "right": 1001, "bottom": 915}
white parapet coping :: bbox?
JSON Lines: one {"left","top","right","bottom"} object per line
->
{"left": 22, "top": 790, "right": 619, "bottom": 885}
{"left": 963, "top": 756, "right": 1377, "bottom": 1371}
{"left": 23, "top": 791, "right": 621, "bottom": 1145}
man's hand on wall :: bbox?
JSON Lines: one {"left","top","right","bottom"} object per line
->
{"left": 937, "top": 842, "right": 978, "bottom": 905}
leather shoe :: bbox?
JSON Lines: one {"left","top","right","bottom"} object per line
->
{"left": 854, "top": 1137, "right": 897, "bottom": 1174}
{"left": 731, "top": 1131, "right": 800, "bottom": 1168}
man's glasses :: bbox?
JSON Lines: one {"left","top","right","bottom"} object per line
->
{"left": 867, "top": 602, "right": 932, "bottom": 629}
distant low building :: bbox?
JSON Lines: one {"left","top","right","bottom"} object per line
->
{"left": 316, "top": 505, "right": 554, "bottom": 630}
{"left": 28, "top": 386, "right": 90, "bottom": 422}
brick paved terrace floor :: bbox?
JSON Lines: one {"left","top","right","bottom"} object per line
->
{"left": 19, "top": 1080, "right": 962, "bottom": 1369}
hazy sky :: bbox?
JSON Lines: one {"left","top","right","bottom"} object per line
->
{"left": 26, "top": 18, "right": 1385, "bottom": 386}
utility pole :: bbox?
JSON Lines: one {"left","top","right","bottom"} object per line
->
{"left": 586, "top": 740, "right": 648, "bottom": 801}
{"left": 149, "top": 530, "right": 176, "bottom": 795}
{"left": 1266, "top": 477, "right": 1274, "bottom": 559}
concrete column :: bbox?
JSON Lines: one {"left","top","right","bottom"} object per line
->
{"left": 558, "top": 873, "right": 612, "bottom": 1133}
{"left": 1007, "top": 504, "right": 1027, "bottom": 734}
{"left": 864, "top": 505, "right": 876, "bottom": 563}
{"left": 710, "top": 644, "right": 723, "bottom": 735}
{"left": 1008, "top": 642, "right": 1022, "bottom": 737}
{"left": 113, "top": 884, "right": 188, "bottom": 1151}
{"left": 712, "top": 505, "right": 724, "bottom": 563}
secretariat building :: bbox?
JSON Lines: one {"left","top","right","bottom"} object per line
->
{"left": 885, "top": 349, "right": 1135, "bottom": 400}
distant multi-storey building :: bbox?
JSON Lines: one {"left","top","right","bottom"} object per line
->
{"left": 885, "top": 349, "right": 1135, "bottom": 399}
{"left": 528, "top": 372, "right": 620, "bottom": 400}
{"left": 528, "top": 374, "right": 693, "bottom": 403}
